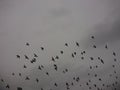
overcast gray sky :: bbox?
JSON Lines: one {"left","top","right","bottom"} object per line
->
{"left": 0, "top": 0, "right": 120, "bottom": 90}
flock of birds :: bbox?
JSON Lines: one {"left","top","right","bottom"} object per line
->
{"left": 0, "top": 35, "right": 120, "bottom": 90}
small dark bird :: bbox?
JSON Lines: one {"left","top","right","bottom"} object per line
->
{"left": 31, "top": 58, "right": 36, "bottom": 63}
{"left": 62, "top": 70, "right": 65, "bottom": 74}
{"left": 71, "top": 53, "right": 74, "bottom": 58}
{"left": 12, "top": 73, "right": 15, "bottom": 76}
{"left": 105, "top": 44, "right": 108, "bottom": 49}
{"left": 24, "top": 55, "right": 29, "bottom": 60}
{"left": 114, "top": 58, "right": 117, "bottom": 62}
{"left": 88, "top": 79, "right": 91, "bottom": 82}
{"left": 51, "top": 57, "right": 55, "bottom": 62}
{"left": 66, "top": 86, "right": 70, "bottom": 90}
{"left": 55, "top": 55, "right": 59, "bottom": 59}
{"left": 17, "top": 87, "right": 22, "bottom": 90}
{"left": 65, "top": 43, "right": 68, "bottom": 47}
{"left": 65, "top": 69, "right": 68, "bottom": 72}
{"left": 71, "top": 82, "right": 74, "bottom": 86}
{"left": 81, "top": 57, "right": 84, "bottom": 60}
{"left": 91, "top": 36, "right": 95, "bottom": 39}
{"left": 74, "top": 52, "right": 76, "bottom": 55}
{"left": 83, "top": 51, "right": 86, "bottom": 54}
{"left": 41, "top": 65, "right": 44, "bottom": 68}
{"left": 26, "top": 42, "right": 30, "bottom": 46}
{"left": 60, "top": 51, "right": 64, "bottom": 54}
{"left": 16, "top": 55, "right": 20, "bottom": 59}
{"left": 88, "top": 73, "right": 90, "bottom": 76}
{"left": 76, "top": 77, "right": 80, "bottom": 82}
{"left": 81, "top": 52, "right": 83, "bottom": 55}
{"left": 19, "top": 73, "right": 21, "bottom": 76}
{"left": 41, "top": 88, "right": 43, "bottom": 90}
{"left": 93, "top": 45, "right": 96, "bottom": 48}
{"left": 6, "top": 84, "right": 10, "bottom": 89}
{"left": 99, "top": 78, "right": 102, "bottom": 81}
{"left": 115, "top": 76, "right": 118, "bottom": 79}
{"left": 41, "top": 47, "right": 44, "bottom": 51}
{"left": 34, "top": 53, "right": 38, "bottom": 57}
{"left": 114, "top": 70, "right": 116, "bottom": 74}
{"left": 113, "top": 52, "right": 116, "bottom": 56}
{"left": 73, "top": 77, "right": 75, "bottom": 80}
{"left": 112, "top": 65, "right": 115, "bottom": 68}
{"left": 1, "top": 79, "right": 4, "bottom": 82}
{"left": 90, "top": 66, "right": 92, "bottom": 69}
{"left": 90, "top": 57, "right": 94, "bottom": 60}
{"left": 98, "top": 57, "right": 101, "bottom": 60}
{"left": 46, "top": 72, "right": 49, "bottom": 76}
{"left": 76, "top": 42, "right": 79, "bottom": 47}
{"left": 54, "top": 83, "right": 58, "bottom": 87}
{"left": 25, "top": 76, "right": 30, "bottom": 80}
{"left": 38, "top": 66, "right": 42, "bottom": 70}
{"left": 94, "top": 84, "right": 97, "bottom": 87}
{"left": 54, "top": 64, "right": 58, "bottom": 71}
{"left": 86, "top": 82, "right": 89, "bottom": 86}
{"left": 23, "top": 65, "right": 27, "bottom": 68}
{"left": 36, "top": 78, "right": 39, "bottom": 83}
{"left": 89, "top": 87, "right": 92, "bottom": 89}
{"left": 95, "top": 65, "right": 98, "bottom": 68}
{"left": 66, "top": 82, "right": 69, "bottom": 86}
{"left": 100, "top": 59, "right": 104, "bottom": 64}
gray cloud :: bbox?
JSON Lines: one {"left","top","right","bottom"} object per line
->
{"left": 83, "top": 9, "right": 120, "bottom": 49}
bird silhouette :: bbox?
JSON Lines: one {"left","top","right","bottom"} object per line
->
{"left": 41, "top": 47, "right": 44, "bottom": 51}
{"left": 24, "top": 55, "right": 29, "bottom": 60}
{"left": 60, "top": 50, "right": 64, "bottom": 54}
{"left": 31, "top": 58, "right": 36, "bottom": 63}
{"left": 6, "top": 84, "right": 10, "bottom": 89}
{"left": 91, "top": 36, "right": 95, "bottom": 39}
{"left": 36, "top": 78, "right": 39, "bottom": 83}
{"left": 26, "top": 42, "right": 30, "bottom": 46}
{"left": 76, "top": 42, "right": 80, "bottom": 47}
{"left": 19, "top": 73, "right": 22, "bottom": 76}
{"left": 25, "top": 76, "right": 30, "bottom": 80}
{"left": 38, "top": 66, "right": 42, "bottom": 70}
{"left": 65, "top": 43, "right": 68, "bottom": 47}
{"left": 16, "top": 55, "right": 20, "bottom": 59}
{"left": 23, "top": 65, "right": 27, "bottom": 68}
{"left": 34, "top": 53, "right": 38, "bottom": 57}
{"left": 17, "top": 87, "right": 22, "bottom": 90}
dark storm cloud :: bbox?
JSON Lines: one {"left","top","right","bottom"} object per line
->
{"left": 84, "top": 10, "right": 120, "bottom": 48}
{"left": 94, "top": 20, "right": 120, "bottom": 45}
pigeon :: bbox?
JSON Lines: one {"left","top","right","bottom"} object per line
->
{"left": 6, "top": 84, "right": 10, "bottom": 89}
{"left": 17, "top": 87, "right": 22, "bottom": 90}
{"left": 24, "top": 55, "right": 29, "bottom": 60}
{"left": 16, "top": 55, "right": 20, "bottom": 59}
{"left": 26, "top": 42, "right": 30, "bottom": 46}
{"left": 76, "top": 42, "right": 79, "bottom": 47}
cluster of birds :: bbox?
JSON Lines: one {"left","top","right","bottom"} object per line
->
{"left": 0, "top": 35, "right": 120, "bottom": 90}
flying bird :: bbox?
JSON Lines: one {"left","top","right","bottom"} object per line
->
{"left": 31, "top": 58, "right": 36, "bottom": 63}
{"left": 16, "top": 55, "right": 20, "bottom": 59}
{"left": 6, "top": 84, "right": 10, "bottom": 89}
{"left": 65, "top": 43, "right": 68, "bottom": 47}
{"left": 17, "top": 87, "right": 22, "bottom": 90}
{"left": 24, "top": 55, "right": 29, "bottom": 60}
{"left": 76, "top": 42, "right": 80, "bottom": 47}
{"left": 26, "top": 42, "right": 30, "bottom": 46}
{"left": 34, "top": 53, "right": 38, "bottom": 57}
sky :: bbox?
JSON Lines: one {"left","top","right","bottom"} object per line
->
{"left": 0, "top": 0, "right": 120, "bottom": 90}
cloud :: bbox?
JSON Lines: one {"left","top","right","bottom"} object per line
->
{"left": 84, "top": 10, "right": 120, "bottom": 48}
